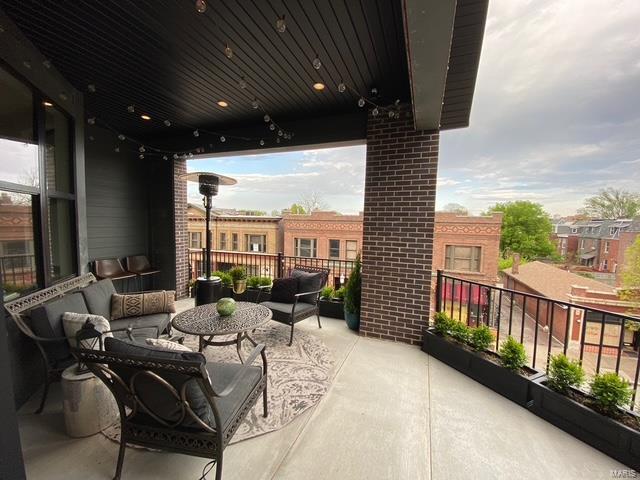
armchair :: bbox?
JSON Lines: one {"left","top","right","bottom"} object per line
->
{"left": 259, "top": 266, "right": 329, "bottom": 346}
{"left": 73, "top": 329, "right": 268, "bottom": 480}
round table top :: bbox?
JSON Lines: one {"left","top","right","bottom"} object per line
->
{"left": 172, "top": 301, "right": 272, "bottom": 336}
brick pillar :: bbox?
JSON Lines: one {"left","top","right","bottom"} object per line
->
{"left": 174, "top": 159, "right": 188, "bottom": 299}
{"left": 360, "top": 104, "right": 439, "bottom": 345}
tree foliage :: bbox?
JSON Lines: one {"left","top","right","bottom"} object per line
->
{"left": 621, "top": 236, "right": 640, "bottom": 312}
{"left": 299, "top": 191, "right": 328, "bottom": 213}
{"left": 288, "top": 203, "right": 306, "bottom": 214}
{"left": 486, "top": 201, "right": 556, "bottom": 259}
{"left": 580, "top": 188, "right": 640, "bottom": 219}
{"left": 441, "top": 203, "right": 469, "bottom": 214}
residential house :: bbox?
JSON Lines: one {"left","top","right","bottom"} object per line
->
{"left": 617, "top": 218, "right": 640, "bottom": 286}
{"left": 577, "top": 219, "right": 633, "bottom": 273}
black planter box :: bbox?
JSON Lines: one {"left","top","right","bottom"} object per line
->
{"left": 422, "top": 328, "right": 542, "bottom": 406}
{"left": 319, "top": 299, "right": 345, "bottom": 319}
{"left": 530, "top": 377, "right": 640, "bottom": 470}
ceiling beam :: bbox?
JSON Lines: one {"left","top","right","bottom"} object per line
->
{"left": 402, "top": 0, "right": 456, "bottom": 130}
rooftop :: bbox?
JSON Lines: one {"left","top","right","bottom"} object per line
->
{"left": 501, "top": 261, "right": 616, "bottom": 301}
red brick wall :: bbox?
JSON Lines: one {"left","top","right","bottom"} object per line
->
{"left": 617, "top": 231, "right": 640, "bottom": 286}
{"left": 174, "top": 159, "right": 188, "bottom": 299}
{"left": 360, "top": 104, "right": 438, "bottom": 346}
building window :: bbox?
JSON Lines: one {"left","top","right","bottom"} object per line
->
{"left": 246, "top": 234, "right": 266, "bottom": 252}
{"left": 0, "top": 65, "right": 77, "bottom": 300}
{"left": 295, "top": 238, "right": 317, "bottom": 258}
{"left": 329, "top": 239, "right": 340, "bottom": 259}
{"left": 604, "top": 241, "right": 610, "bottom": 253}
{"left": 346, "top": 240, "right": 358, "bottom": 260}
{"left": 444, "top": 245, "right": 481, "bottom": 272}
{"left": 232, "top": 233, "right": 238, "bottom": 251}
{"left": 580, "top": 239, "right": 585, "bottom": 249}
{"left": 571, "top": 228, "right": 578, "bottom": 234}
{"left": 603, "top": 259, "right": 608, "bottom": 271}
{"left": 190, "top": 232, "right": 202, "bottom": 249}
{"left": 219, "top": 232, "right": 227, "bottom": 250}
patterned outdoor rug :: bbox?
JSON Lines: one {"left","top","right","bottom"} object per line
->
{"left": 101, "top": 322, "right": 334, "bottom": 446}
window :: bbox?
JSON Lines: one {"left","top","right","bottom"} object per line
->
{"left": 232, "top": 233, "right": 238, "bottom": 251}
{"left": 329, "top": 239, "right": 340, "bottom": 259}
{"left": 246, "top": 234, "right": 266, "bottom": 252}
{"left": 0, "top": 65, "right": 77, "bottom": 300}
{"left": 604, "top": 241, "right": 610, "bottom": 253}
{"left": 602, "top": 259, "right": 608, "bottom": 271}
{"left": 444, "top": 245, "right": 481, "bottom": 272}
{"left": 580, "top": 239, "right": 585, "bottom": 249}
{"left": 295, "top": 238, "right": 317, "bottom": 258}
{"left": 219, "top": 232, "right": 227, "bottom": 250}
{"left": 190, "top": 232, "right": 202, "bottom": 249}
{"left": 346, "top": 240, "right": 358, "bottom": 260}
{"left": 571, "top": 228, "right": 578, "bottom": 234}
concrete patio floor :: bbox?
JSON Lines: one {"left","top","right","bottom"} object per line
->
{"left": 17, "top": 300, "right": 625, "bottom": 479}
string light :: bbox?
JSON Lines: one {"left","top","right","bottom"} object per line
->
{"left": 220, "top": 136, "right": 226, "bottom": 142}
{"left": 118, "top": 134, "right": 126, "bottom": 141}
{"left": 114, "top": 146, "right": 120, "bottom": 153}
{"left": 195, "top": 0, "right": 207, "bottom": 13}
{"left": 358, "top": 98, "right": 365, "bottom": 107}
{"left": 139, "top": 154, "right": 144, "bottom": 159}
{"left": 139, "top": 146, "right": 145, "bottom": 153}
{"left": 276, "top": 15, "right": 286, "bottom": 33}
{"left": 263, "top": 114, "right": 270, "bottom": 122}
{"left": 269, "top": 123, "right": 275, "bottom": 131}
{"left": 224, "top": 44, "right": 233, "bottom": 59}
{"left": 193, "top": 129, "right": 200, "bottom": 137}
{"left": 87, "top": 117, "right": 96, "bottom": 125}
{"left": 259, "top": 139, "right": 265, "bottom": 146}
{"left": 238, "top": 77, "right": 247, "bottom": 89}
{"left": 87, "top": 84, "right": 96, "bottom": 93}
{"left": 338, "top": 82, "right": 346, "bottom": 93}
{"left": 312, "top": 55, "right": 322, "bottom": 70}
{"left": 127, "top": 105, "right": 135, "bottom": 113}
{"left": 251, "top": 99, "right": 259, "bottom": 109}
{"left": 372, "top": 107, "right": 379, "bottom": 116}
{"left": 162, "top": 155, "right": 168, "bottom": 160}
{"left": 42, "top": 59, "right": 51, "bottom": 69}
{"left": 164, "top": 119, "right": 171, "bottom": 127}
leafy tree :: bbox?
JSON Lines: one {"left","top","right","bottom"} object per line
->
{"left": 299, "top": 191, "right": 328, "bottom": 213}
{"left": 441, "top": 203, "right": 468, "bottom": 214}
{"left": 288, "top": 203, "right": 306, "bottom": 214}
{"left": 621, "top": 236, "right": 640, "bottom": 313}
{"left": 580, "top": 188, "right": 640, "bottom": 219}
{"left": 486, "top": 201, "right": 556, "bottom": 259}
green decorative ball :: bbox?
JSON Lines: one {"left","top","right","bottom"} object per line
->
{"left": 216, "top": 297, "right": 236, "bottom": 317}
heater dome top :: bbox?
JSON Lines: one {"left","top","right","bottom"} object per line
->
{"left": 180, "top": 172, "right": 237, "bottom": 186}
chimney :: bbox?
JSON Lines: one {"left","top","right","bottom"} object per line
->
{"left": 512, "top": 254, "right": 520, "bottom": 275}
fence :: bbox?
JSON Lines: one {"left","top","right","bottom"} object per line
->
{"left": 188, "top": 249, "right": 355, "bottom": 288}
{"left": 1, "top": 254, "right": 37, "bottom": 292}
{"left": 435, "top": 270, "right": 640, "bottom": 409}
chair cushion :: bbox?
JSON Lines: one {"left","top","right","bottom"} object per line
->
{"left": 291, "top": 270, "right": 325, "bottom": 304}
{"left": 146, "top": 338, "right": 192, "bottom": 352}
{"left": 104, "top": 337, "right": 211, "bottom": 429}
{"left": 111, "top": 291, "right": 176, "bottom": 320}
{"left": 81, "top": 279, "right": 117, "bottom": 319}
{"left": 270, "top": 277, "right": 298, "bottom": 303}
{"left": 62, "top": 312, "right": 113, "bottom": 348}
{"left": 206, "top": 362, "right": 262, "bottom": 431}
{"left": 29, "top": 292, "right": 89, "bottom": 361}
{"left": 110, "top": 313, "right": 171, "bottom": 341}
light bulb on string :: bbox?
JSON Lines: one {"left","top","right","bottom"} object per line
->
{"left": 127, "top": 105, "right": 135, "bottom": 113}
{"left": 87, "top": 84, "right": 96, "bottom": 93}
{"left": 238, "top": 77, "right": 247, "bottom": 89}
{"left": 371, "top": 87, "right": 378, "bottom": 96}
{"left": 251, "top": 99, "right": 259, "bottom": 109}
{"left": 173, "top": 154, "right": 179, "bottom": 160}
{"left": 338, "top": 82, "right": 346, "bottom": 93}
{"left": 276, "top": 138, "right": 281, "bottom": 144}
{"left": 162, "top": 155, "right": 168, "bottom": 161}
{"left": 87, "top": 117, "right": 96, "bottom": 125}
{"left": 42, "top": 59, "right": 52, "bottom": 69}
{"left": 114, "top": 146, "right": 120, "bottom": 153}
{"left": 188, "top": 152, "right": 193, "bottom": 158}
{"left": 193, "top": 129, "right": 200, "bottom": 137}
{"left": 118, "top": 134, "right": 126, "bottom": 141}
{"left": 276, "top": 15, "right": 286, "bottom": 33}
{"left": 263, "top": 114, "right": 270, "bottom": 123}
{"left": 139, "top": 146, "right": 145, "bottom": 153}
{"left": 259, "top": 139, "right": 265, "bottom": 146}
{"left": 164, "top": 120, "right": 171, "bottom": 127}
{"left": 269, "top": 123, "right": 275, "bottom": 131}
{"left": 388, "top": 110, "right": 394, "bottom": 119}
{"left": 358, "top": 98, "right": 365, "bottom": 107}
{"left": 195, "top": 0, "right": 207, "bottom": 13}
{"left": 220, "top": 136, "right": 226, "bottom": 143}
{"left": 312, "top": 55, "right": 322, "bottom": 70}
{"left": 224, "top": 44, "right": 233, "bottom": 59}
{"left": 278, "top": 130, "right": 283, "bottom": 136}
{"left": 372, "top": 107, "right": 379, "bottom": 117}
{"left": 139, "top": 154, "right": 144, "bottom": 160}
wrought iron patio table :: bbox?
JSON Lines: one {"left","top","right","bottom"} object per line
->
{"left": 171, "top": 301, "right": 272, "bottom": 362}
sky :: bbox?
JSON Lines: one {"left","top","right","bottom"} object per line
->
{"left": 188, "top": 0, "right": 640, "bottom": 217}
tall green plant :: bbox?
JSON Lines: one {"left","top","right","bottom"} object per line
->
{"left": 344, "top": 255, "right": 361, "bottom": 314}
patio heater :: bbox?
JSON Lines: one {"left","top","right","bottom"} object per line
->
{"left": 180, "top": 172, "right": 237, "bottom": 305}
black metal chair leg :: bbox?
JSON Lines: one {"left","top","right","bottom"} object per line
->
{"left": 317, "top": 312, "right": 322, "bottom": 329}
{"left": 113, "top": 435, "right": 126, "bottom": 480}
{"left": 215, "top": 452, "right": 223, "bottom": 480}
{"left": 263, "top": 383, "right": 268, "bottom": 417}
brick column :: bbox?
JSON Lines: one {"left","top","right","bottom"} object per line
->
{"left": 360, "top": 104, "right": 439, "bottom": 345}
{"left": 174, "top": 159, "right": 189, "bottom": 299}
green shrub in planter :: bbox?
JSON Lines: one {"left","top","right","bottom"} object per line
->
{"left": 321, "top": 286, "right": 335, "bottom": 300}
{"left": 334, "top": 286, "right": 346, "bottom": 301}
{"left": 258, "top": 276, "right": 272, "bottom": 287}
{"left": 499, "top": 336, "right": 527, "bottom": 371}
{"left": 547, "top": 354, "right": 585, "bottom": 395}
{"left": 449, "top": 321, "right": 471, "bottom": 344}
{"left": 589, "top": 372, "right": 633, "bottom": 417}
{"left": 433, "top": 312, "right": 453, "bottom": 335}
{"left": 469, "top": 325, "right": 494, "bottom": 351}
{"left": 211, "top": 270, "right": 232, "bottom": 286}
{"left": 247, "top": 276, "right": 261, "bottom": 288}
{"left": 229, "top": 266, "right": 247, "bottom": 281}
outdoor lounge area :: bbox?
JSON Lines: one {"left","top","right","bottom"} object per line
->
{"left": 1, "top": 1, "right": 638, "bottom": 479}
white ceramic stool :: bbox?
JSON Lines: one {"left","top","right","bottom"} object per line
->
{"left": 61, "top": 365, "right": 118, "bottom": 437}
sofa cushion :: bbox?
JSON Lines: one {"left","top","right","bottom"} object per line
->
{"left": 109, "top": 313, "right": 171, "bottom": 341}
{"left": 290, "top": 270, "right": 325, "bottom": 304}
{"left": 146, "top": 338, "right": 192, "bottom": 352}
{"left": 111, "top": 291, "right": 176, "bottom": 320}
{"left": 105, "top": 337, "right": 211, "bottom": 429}
{"left": 62, "top": 312, "right": 113, "bottom": 349}
{"left": 81, "top": 279, "right": 117, "bottom": 319}
{"left": 269, "top": 277, "right": 298, "bottom": 304}
{"left": 29, "top": 292, "right": 89, "bottom": 361}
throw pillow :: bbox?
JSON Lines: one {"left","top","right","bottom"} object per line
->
{"left": 111, "top": 290, "right": 176, "bottom": 320}
{"left": 291, "top": 269, "right": 325, "bottom": 304}
{"left": 270, "top": 277, "right": 298, "bottom": 304}
{"left": 62, "top": 312, "right": 113, "bottom": 349}
{"left": 146, "top": 338, "right": 192, "bottom": 352}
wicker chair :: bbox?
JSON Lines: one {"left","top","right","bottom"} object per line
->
{"left": 74, "top": 331, "right": 267, "bottom": 480}
{"left": 259, "top": 266, "right": 329, "bottom": 346}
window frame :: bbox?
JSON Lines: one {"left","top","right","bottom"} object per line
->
{"left": 345, "top": 240, "right": 358, "bottom": 260}
{"left": 329, "top": 239, "right": 340, "bottom": 259}
{"left": 190, "top": 232, "right": 202, "bottom": 249}
{"left": 219, "top": 232, "right": 227, "bottom": 250}
{"left": 444, "top": 245, "right": 482, "bottom": 273}
{"left": 232, "top": 232, "right": 238, "bottom": 251}
{"left": 294, "top": 238, "right": 317, "bottom": 258}
{"left": 245, "top": 234, "right": 266, "bottom": 253}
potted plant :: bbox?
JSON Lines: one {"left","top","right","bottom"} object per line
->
{"left": 333, "top": 286, "right": 346, "bottom": 302}
{"left": 318, "top": 286, "right": 345, "bottom": 319}
{"left": 245, "top": 276, "right": 272, "bottom": 302}
{"left": 343, "top": 255, "right": 361, "bottom": 330}
{"left": 229, "top": 266, "right": 247, "bottom": 295}
{"left": 530, "top": 354, "right": 640, "bottom": 469}
{"left": 423, "top": 313, "right": 542, "bottom": 406}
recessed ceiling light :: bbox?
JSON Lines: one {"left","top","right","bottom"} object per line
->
{"left": 140, "top": 114, "right": 151, "bottom": 121}
{"left": 313, "top": 82, "right": 325, "bottom": 91}
{"left": 217, "top": 100, "right": 229, "bottom": 108}
{"left": 43, "top": 101, "right": 53, "bottom": 107}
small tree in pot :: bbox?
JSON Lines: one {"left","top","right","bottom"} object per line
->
{"left": 229, "top": 266, "right": 247, "bottom": 294}
{"left": 344, "top": 255, "right": 361, "bottom": 330}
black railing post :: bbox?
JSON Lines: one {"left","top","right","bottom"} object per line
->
{"left": 435, "top": 270, "right": 443, "bottom": 313}
{"left": 277, "top": 252, "right": 284, "bottom": 279}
